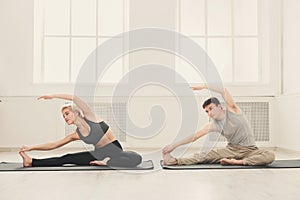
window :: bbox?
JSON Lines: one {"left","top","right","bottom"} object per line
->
{"left": 33, "top": 0, "right": 126, "bottom": 83}
{"left": 176, "top": 0, "right": 264, "bottom": 84}
{"left": 34, "top": 0, "right": 279, "bottom": 96}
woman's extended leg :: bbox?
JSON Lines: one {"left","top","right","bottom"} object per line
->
{"left": 20, "top": 151, "right": 96, "bottom": 167}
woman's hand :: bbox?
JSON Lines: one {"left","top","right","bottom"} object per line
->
{"left": 191, "top": 85, "right": 207, "bottom": 91}
{"left": 37, "top": 95, "right": 53, "bottom": 100}
{"left": 19, "top": 145, "right": 32, "bottom": 152}
{"left": 162, "top": 144, "right": 175, "bottom": 154}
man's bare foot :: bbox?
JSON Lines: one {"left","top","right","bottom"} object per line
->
{"left": 162, "top": 152, "right": 178, "bottom": 165}
{"left": 220, "top": 158, "right": 244, "bottom": 166}
{"left": 90, "top": 157, "right": 111, "bottom": 166}
{"left": 19, "top": 151, "right": 32, "bottom": 167}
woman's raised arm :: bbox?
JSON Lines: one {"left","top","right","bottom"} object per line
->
{"left": 38, "top": 94, "right": 95, "bottom": 118}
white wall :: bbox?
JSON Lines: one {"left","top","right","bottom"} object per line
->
{"left": 276, "top": 96, "right": 300, "bottom": 151}
{"left": 282, "top": 0, "right": 300, "bottom": 95}
{"left": 275, "top": 0, "right": 300, "bottom": 151}
{"left": 0, "top": 0, "right": 34, "bottom": 96}
{"left": 0, "top": 97, "right": 64, "bottom": 147}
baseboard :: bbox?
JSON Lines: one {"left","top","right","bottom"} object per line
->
{"left": 274, "top": 147, "right": 300, "bottom": 154}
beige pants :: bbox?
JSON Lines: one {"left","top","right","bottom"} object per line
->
{"left": 177, "top": 145, "right": 275, "bottom": 166}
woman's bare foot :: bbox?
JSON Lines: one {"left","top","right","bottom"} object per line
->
{"left": 220, "top": 158, "right": 244, "bottom": 165}
{"left": 162, "top": 152, "right": 178, "bottom": 165}
{"left": 89, "top": 157, "right": 111, "bottom": 166}
{"left": 19, "top": 151, "right": 32, "bottom": 167}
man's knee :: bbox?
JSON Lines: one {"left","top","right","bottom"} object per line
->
{"left": 244, "top": 150, "right": 275, "bottom": 165}
{"left": 264, "top": 151, "right": 275, "bottom": 164}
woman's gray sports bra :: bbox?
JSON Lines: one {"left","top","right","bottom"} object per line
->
{"left": 76, "top": 118, "right": 109, "bottom": 145}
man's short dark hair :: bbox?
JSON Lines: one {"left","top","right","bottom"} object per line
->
{"left": 202, "top": 97, "right": 221, "bottom": 109}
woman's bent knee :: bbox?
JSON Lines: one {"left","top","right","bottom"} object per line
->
{"left": 126, "top": 151, "right": 142, "bottom": 166}
{"left": 131, "top": 152, "right": 142, "bottom": 166}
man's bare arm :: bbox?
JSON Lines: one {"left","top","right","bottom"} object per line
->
{"left": 163, "top": 123, "right": 211, "bottom": 153}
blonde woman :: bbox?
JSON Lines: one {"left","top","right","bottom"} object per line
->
{"left": 19, "top": 94, "right": 142, "bottom": 168}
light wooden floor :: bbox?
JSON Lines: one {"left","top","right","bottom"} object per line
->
{"left": 1, "top": 147, "right": 300, "bottom": 200}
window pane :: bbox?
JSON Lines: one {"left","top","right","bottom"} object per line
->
{"left": 176, "top": 59, "right": 206, "bottom": 84}
{"left": 181, "top": 0, "right": 205, "bottom": 36}
{"left": 207, "top": 38, "right": 232, "bottom": 82}
{"left": 44, "top": 0, "right": 70, "bottom": 35}
{"left": 234, "top": 38, "right": 259, "bottom": 82}
{"left": 176, "top": 37, "right": 206, "bottom": 83}
{"left": 44, "top": 38, "right": 69, "bottom": 82}
{"left": 233, "top": 0, "right": 258, "bottom": 36}
{"left": 207, "top": 0, "right": 232, "bottom": 36}
{"left": 128, "top": 50, "right": 175, "bottom": 70}
{"left": 98, "top": 38, "right": 123, "bottom": 83}
{"left": 71, "top": 38, "right": 97, "bottom": 82}
{"left": 129, "top": 0, "right": 177, "bottom": 30}
{"left": 72, "top": 0, "right": 96, "bottom": 36}
{"left": 98, "top": 0, "right": 123, "bottom": 36}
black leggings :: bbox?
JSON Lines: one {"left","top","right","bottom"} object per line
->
{"left": 32, "top": 140, "right": 142, "bottom": 168}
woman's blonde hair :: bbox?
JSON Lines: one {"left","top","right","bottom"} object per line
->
{"left": 61, "top": 103, "right": 84, "bottom": 117}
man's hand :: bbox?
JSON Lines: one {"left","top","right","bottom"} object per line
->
{"left": 162, "top": 144, "right": 175, "bottom": 154}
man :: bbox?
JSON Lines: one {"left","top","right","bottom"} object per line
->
{"left": 162, "top": 85, "right": 275, "bottom": 166}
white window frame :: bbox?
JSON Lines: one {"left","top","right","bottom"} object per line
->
{"left": 33, "top": 0, "right": 127, "bottom": 85}
{"left": 33, "top": 0, "right": 281, "bottom": 96}
{"left": 175, "top": 0, "right": 281, "bottom": 96}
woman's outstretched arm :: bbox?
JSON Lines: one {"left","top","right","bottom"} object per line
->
{"left": 19, "top": 132, "right": 79, "bottom": 152}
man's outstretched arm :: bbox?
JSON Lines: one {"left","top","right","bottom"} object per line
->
{"left": 163, "top": 124, "right": 210, "bottom": 153}
{"left": 162, "top": 123, "right": 211, "bottom": 165}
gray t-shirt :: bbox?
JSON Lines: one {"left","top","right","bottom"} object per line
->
{"left": 211, "top": 111, "right": 256, "bottom": 147}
